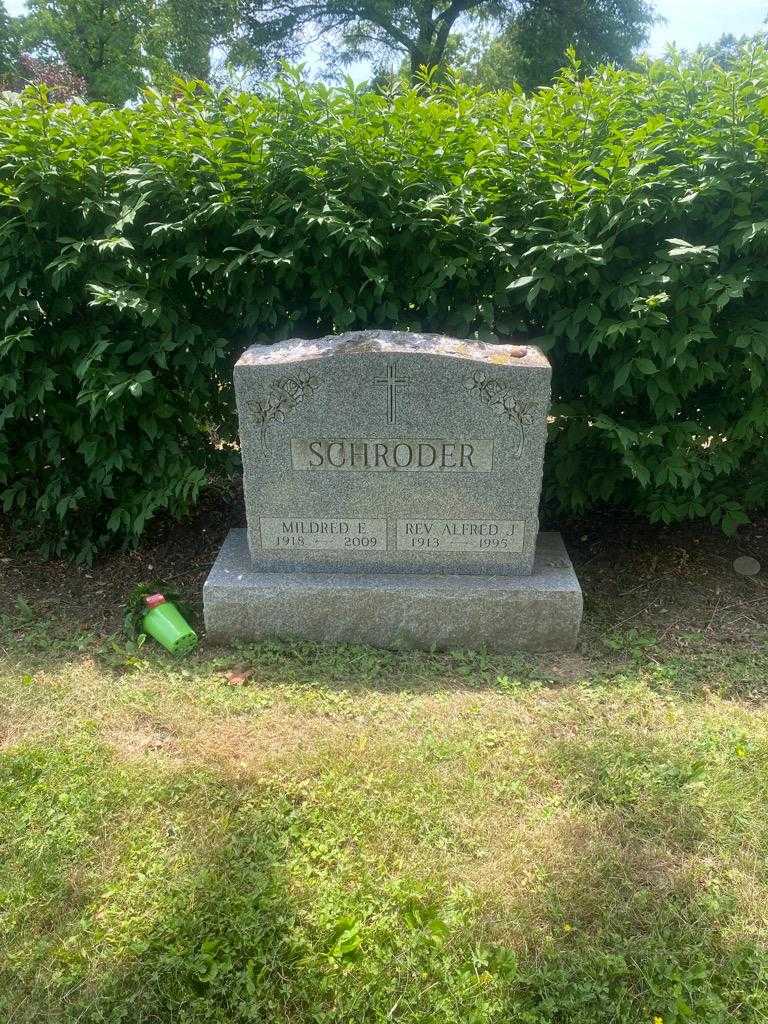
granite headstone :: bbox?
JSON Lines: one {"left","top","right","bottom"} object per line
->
{"left": 204, "top": 330, "right": 582, "bottom": 651}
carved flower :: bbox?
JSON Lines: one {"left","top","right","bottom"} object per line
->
{"left": 250, "top": 369, "right": 323, "bottom": 456}
{"left": 464, "top": 371, "right": 506, "bottom": 407}
{"left": 288, "top": 370, "right": 322, "bottom": 404}
{"left": 501, "top": 394, "right": 534, "bottom": 425}
{"left": 278, "top": 372, "right": 309, "bottom": 402}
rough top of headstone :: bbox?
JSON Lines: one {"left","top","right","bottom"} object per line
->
{"left": 237, "top": 330, "right": 548, "bottom": 370}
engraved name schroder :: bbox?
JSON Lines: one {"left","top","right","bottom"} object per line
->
{"left": 291, "top": 438, "right": 492, "bottom": 472}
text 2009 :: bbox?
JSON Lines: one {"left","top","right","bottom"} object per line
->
{"left": 344, "top": 535, "right": 378, "bottom": 547}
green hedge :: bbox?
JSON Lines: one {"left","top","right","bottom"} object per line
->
{"left": 2, "top": 54, "right": 768, "bottom": 559}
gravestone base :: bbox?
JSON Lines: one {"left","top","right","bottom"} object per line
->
{"left": 204, "top": 529, "right": 582, "bottom": 653}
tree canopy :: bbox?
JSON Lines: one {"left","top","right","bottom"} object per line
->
{"left": 0, "top": 0, "right": 20, "bottom": 80}
{"left": 691, "top": 30, "right": 768, "bottom": 68}
{"left": 233, "top": 0, "right": 656, "bottom": 81}
{"left": 12, "top": 0, "right": 238, "bottom": 103}
{"left": 234, "top": 0, "right": 650, "bottom": 79}
{"left": 4, "top": 0, "right": 659, "bottom": 101}
{"left": 469, "top": 0, "right": 656, "bottom": 90}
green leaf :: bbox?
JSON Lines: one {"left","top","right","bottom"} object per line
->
{"left": 506, "top": 275, "right": 537, "bottom": 290}
{"left": 328, "top": 916, "right": 363, "bottom": 962}
{"left": 613, "top": 363, "right": 632, "bottom": 389}
{"left": 635, "top": 358, "right": 657, "bottom": 375}
{"left": 722, "top": 508, "right": 750, "bottom": 535}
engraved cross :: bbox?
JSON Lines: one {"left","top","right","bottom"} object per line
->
{"left": 373, "top": 361, "right": 412, "bottom": 425}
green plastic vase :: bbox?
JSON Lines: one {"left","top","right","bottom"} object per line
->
{"left": 142, "top": 594, "right": 197, "bottom": 655}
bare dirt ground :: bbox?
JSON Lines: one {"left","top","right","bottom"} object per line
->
{"left": 2, "top": 486, "right": 767, "bottom": 653}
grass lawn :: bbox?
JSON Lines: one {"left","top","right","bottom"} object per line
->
{"left": 2, "top": 503, "right": 768, "bottom": 1023}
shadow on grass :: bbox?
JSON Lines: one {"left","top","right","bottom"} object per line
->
{"left": 3, "top": 724, "right": 768, "bottom": 1023}
{"left": 471, "top": 806, "right": 768, "bottom": 1024}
